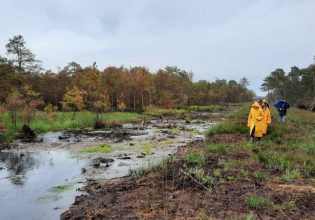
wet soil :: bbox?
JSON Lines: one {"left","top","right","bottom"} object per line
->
{"left": 62, "top": 133, "right": 315, "bottom": 220}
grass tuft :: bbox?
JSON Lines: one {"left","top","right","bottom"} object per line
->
{"left": 48, "top": 184, "right": 72, "bottom": 193}
{"left": 185, "top": 152, "right": 205, "bottom": 166}
{"left": 204, "top": 143, "right": 233, "bottom": 154}
{"left": 254, "top": 172, "right": 269, "bottom": 181}
{"left": 281, "top": 169, "right": 301, "bottom": 182}
{"left": 245, "top": 196, "right": 272, "bottom": 209}
{"left": 83, "top": 143, "right": 113, "bottom": 153}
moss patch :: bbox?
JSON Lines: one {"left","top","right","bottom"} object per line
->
{"left": 83, "top": 143, "right": 114, "bottom": 153}
{"left": 138, "top": 143, "right": 154, "bottom": 154}
{"left": 39, "top": 194, "right": 63, "bottom": 203}
{"left": 48, "top": 184, "right": 72, "bottom": 193}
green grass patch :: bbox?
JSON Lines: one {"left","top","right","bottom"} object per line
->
{"left": 0, "top": 111, "right": 141, "bottom": 142}
{"left": 185, "top": 151, "right": 205, "bottom": 166}
{"left": 245, "top": 196, "right": 272, "bottom": 209}
{"left": 218, "top": 159, "right": 237, "bottom": 171}
{"left": 207, "top": 122, "right": 246, "bottom": 135}
{"left": 204, "top": 143, "right": 233, "bottom": 154}
{"left": 253, "top": 146, "right": 315, "bottom": 175}
{"left": 145, "top": 106, "right": 186, "bottom": 118}
{"left": 254, "top": 172, "right": 269, "bottom": 181}
{"left": 240, "top": 169, "right": 249, "bottom": 178}
{"left": 83, "top": 143, "right": 114, "bottom": 153}
{"left": 48, "top": 184, "right": 72, "bottom": 193}
{"left": 138, "top": 143, "right": 154, "bottom": 154}
{"left": 281, "top": 169, "right": 301, "bottom": 182}
{"left": 282, "top": 200, "right": 297, "bottom": 212}
{"left": 187, "top": 167, "right": 214, "bottom": 185}
{"left": 157, "top": 139, "right": 174, "bottom": 146}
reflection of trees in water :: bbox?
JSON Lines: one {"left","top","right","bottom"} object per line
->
{"left": 0, "top": 152, "right": 39, "bottom": 185}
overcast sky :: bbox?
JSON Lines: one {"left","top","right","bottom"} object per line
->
{"left": 1, "top": 0, "right": 315, "bottom": 95}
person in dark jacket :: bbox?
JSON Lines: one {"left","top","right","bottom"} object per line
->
{"left": 278, "top": 102, "right": 287, "bottom": 123}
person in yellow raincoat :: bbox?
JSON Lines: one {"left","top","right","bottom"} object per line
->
{"left": 259, "top": 99, "right": 271, "bottom": 135}
{"left": 247, "top": 101, "right": 264, "bottom": 143}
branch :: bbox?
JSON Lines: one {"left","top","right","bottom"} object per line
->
{"left": 180, "top": 169, "right": 212, "bottom": 192}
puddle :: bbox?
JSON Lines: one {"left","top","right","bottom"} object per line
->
{"left": 0, "top": 150, "right": 86, "bottom": 220}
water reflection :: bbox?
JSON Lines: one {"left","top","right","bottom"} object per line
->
{"left": 0, "top": 151, "right": 40, "bottom": 185}
{"left": 0, "top": 150, "right": 86, "bottom": 220}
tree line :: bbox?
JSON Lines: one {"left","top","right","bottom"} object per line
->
{"left": 261, "top": 61, "right": 315, "bottom": 111}
{"left": 0, "top": 35, "right": 254, "bottom": 124}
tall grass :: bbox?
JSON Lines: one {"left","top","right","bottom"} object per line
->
{"left": 207, "top": 103, "right": 250, "bottom": 135}
{"left": 0, "top": 111, "right": 141, "bottom": 142}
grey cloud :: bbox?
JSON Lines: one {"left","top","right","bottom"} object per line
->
{"left": 1, "top": 0, "right": 315, "bottom": 95}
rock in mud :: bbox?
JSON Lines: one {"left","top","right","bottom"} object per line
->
{"left": 136, "top": 152, "right": 146, "bottom": 158}
{"left": 16, "top": 124, "right": 36, "bottom": 142}
{"left": 58, "top": 134, "right": 71, "bottom": 140}
{"left": 117, "top": 154, "right": 132, "bottom": 160}
{"left": 81, "top": 168, "right": 87, "bottom": 174}
{"left": 101, "top": 158, "right": 114, "bottom": 163}
{"left": 93, "top": 162, "right": 100, "bottom": 168}
{"left": 92, "top": 157, "right": 114, "bottom": 168}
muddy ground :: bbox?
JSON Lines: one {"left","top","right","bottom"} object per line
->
{"left": 61, "top": 133, "right": 315, "bottom": 220}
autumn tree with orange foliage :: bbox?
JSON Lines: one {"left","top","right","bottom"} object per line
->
{"left": 21, "top": 84, "right": 43, "bottom": 125}
{"left": 61, "top": 86, "right": 85, "bottom": 120}
{"left": 5, "top": 90, "right": 25, "bottom": 127}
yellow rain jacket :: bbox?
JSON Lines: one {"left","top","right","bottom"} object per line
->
{"left": 261, "top": 99, "right": 271, "bottom": 135}
{"left": 247, "top": 101, "right": 264, "bottom": 138}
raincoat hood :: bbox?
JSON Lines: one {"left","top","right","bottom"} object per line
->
{"left": 252, "top": 101, "right": 260, "bottom": 109}
{"left": 261, "top": 99, "right": 269, "bottom": 108}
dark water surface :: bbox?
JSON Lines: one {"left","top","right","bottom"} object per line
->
{"left": 0, "top": 150, "right": 86, "bottom": 220}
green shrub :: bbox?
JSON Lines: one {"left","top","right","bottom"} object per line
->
{"left": 245, "top": 196, "right": 271, "bottom": 209}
